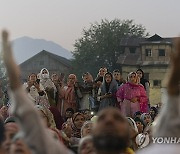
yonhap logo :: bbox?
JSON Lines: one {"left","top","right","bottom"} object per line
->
{"left": 152, "top": 137, "right": 180, "bottom": 144}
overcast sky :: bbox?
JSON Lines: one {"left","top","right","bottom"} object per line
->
{"left": 0, "top": 0, "right": 180, "bottom": 51}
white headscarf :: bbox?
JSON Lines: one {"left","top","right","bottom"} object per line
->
{"left": 40, "top": 68, "right": 50, "bottom": 80}
{"left": 39, "top": 68, "right": 56, "bottom": 91}
{"left": 127, "top": 117, "right": 139, "bottom": 133}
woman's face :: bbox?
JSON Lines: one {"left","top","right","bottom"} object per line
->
{"left": 51, "top": 74, "right": 59, "bottom": 82}
{"left": 38, "top": 111, "right": 49, "bottom": 128}
{"left": 83, "top": 74, "right": 92, "bottom": 82}
{"left": 80, "top": 140, "right": 95, "bottom": 154}
{"left": 136, "top": 121, "right": 144, "bottom": 133}
{"left": 144, "top": 115, "right": 151, "bottom": 125}
{"left": 2, "top": 123, "right": 19, "bottom": 153}
{"left": 137, "top": 71, "right": 143, "bottom": 79}
{"left": 82, "top": 123, "right": 93, "bottom": 137}
{"left": 68, "top": 75, "right": 76, "bottom": 85}
{"left": 10, "top": 139, "right": 32, "bottom": 154}
{"left": 99, "top": 68, "right": 106, "bottom": 77}
{"left": 29, "top": 74, "right": 37, "bottom": 82}
{"left": 105, "top": 74, "right": 112, "bottom": 84}
{"left": 74, "top": 115, "right": 85, "bottom": 129}
{"left": 150, "top": 109, "right": 155, "bottom": 116}
{"left": 84, "top": 111, "right": 91, "bottom": 120}
{"left": 42, "top": 69, "right": 48, "bottom": 75}
{"left": 129, "top": 73, "right": 137, "bottom": 84}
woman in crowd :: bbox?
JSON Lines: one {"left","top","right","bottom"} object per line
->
{"left": 2, "top": 117, "right": 19, "bottom": 154}
{"left": 136, "top": 69, "right": 150, "bottom": 107}
{"left": 51, "top": 73, "right": 63, "bottom": 111}
{"left": 134, "top": 111, "right": 142, "bottom": 119}
{"left": 81, "top": 121, "right": 93, "bottom": 138}
{"left": 71, "top": 112, "right": 85, "bottom": 146}
{"left": 83, "top": 109, "right": 92, "bottom": 121}
{"left": 134, "top": 117, "right": 144, "bottom": 134}
{"left": 61, "top": 121, "right": 72, "bottom": 147}
{"left": 24, "top": 73, "right": 49, "bottom": 107}
{"left": 150, "top": 106, "right": 158, "bottom": 121}
{"left": 116, "top": 72, "right": 148, "bottom": 117}
{"left": 127, "top": 117, "right": 139, "bottom": 151}
{"left": 35, "top": 105, "right": 63, "bottom": 142}
{"left": 140, "top": 113, "right": 152, "bottom": 130}
{"left": 60, "top": 74, "right": 82, "bottom": 116}
{"left": 95, "top": 67, "right": 107, "bottom": 84}
{"left": 98, "top": 72, "right": 118, "bottom": 111}
{"left": 39, "top": 68, "right": 57, "bottom": 107}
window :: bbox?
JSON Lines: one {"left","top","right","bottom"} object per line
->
{"left": 153, "top": 80, "right": 161, "bottom": 87}
{"left": 158, "top": 49, "right": 165, "bottom": 56}
{"left": 129, "top": 47, "right": 136, "bottom": 54}
{"left": 145, "top": 49, "right": 152, "bottom": 57}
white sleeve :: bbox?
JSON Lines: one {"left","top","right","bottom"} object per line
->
{"left": 10, "top": 87, "right": 73, "bottom": 154}
{"left": 145, "top": 82, "right": 150, "bottom": 98}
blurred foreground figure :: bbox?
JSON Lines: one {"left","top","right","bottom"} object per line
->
{"left": 0, "top": 119, "right": 6, "bottom": 153}
{"left": 2, "top": 30, "right": 72, "bottom": 154}
{"left": 138, "top": 38, "right": 180, "bottom": 153}
{"left": 92, "top": 107, "right": 134, "bottom": 154}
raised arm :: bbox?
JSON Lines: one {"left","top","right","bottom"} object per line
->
{"left": 153, "top": 38, "right": 180, "bottom": 138}
{"left": 2, "top": 30, "right": 72, "bottom": 154}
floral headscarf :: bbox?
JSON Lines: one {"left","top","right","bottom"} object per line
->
{"left": 71, "top": 112, "right": 85, "bottom": 138}
{"left": 35, "top": 105, "right": 56, "bottom": 129}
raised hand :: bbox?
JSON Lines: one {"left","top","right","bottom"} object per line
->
{"left": 2, "top": 30, "right": 21, "bottom": 90}
{"left": 167, "top": 38, "right": 180, "bottom": 96}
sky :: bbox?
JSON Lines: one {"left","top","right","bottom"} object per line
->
{"left": 0, "top": 0, "right": 180, "bottom": 51}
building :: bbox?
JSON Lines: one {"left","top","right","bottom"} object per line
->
{"left": 117, "top": 34, "right": 174, "bottom": 104}
{"left": 20, "top": 50, "right": 73, "bottom": 81}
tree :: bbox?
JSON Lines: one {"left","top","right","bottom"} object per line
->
{"left": 72, "top": 19, "right": 148, "bottom": 79}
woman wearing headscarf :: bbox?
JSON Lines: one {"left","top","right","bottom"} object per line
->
{"left": 127, "top": 117, "right": 139, "bottom": 151}
{"left": 24, "top": 73, "right": 49, "bottom": 108}
{"left": 140, "top": 113, "right": 152, "bottom": 129}
{"left": 98, "top": 72, "right": 118, "bottom": 111}
{"left": 60, "top": 74, "right": 82, "bottom": 116}
{"left": 70, "top": 112, "right": 85, "bottom": 146}
{"left": 35, "top": 105, "right": 63, "bottom": 142}
{"left": 116, "top": 72, "right": 148, "bottom": 118}
{"left": 39, "top": 68, "right": 57, "bottom": 107}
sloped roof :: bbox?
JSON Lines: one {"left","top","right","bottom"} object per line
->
{"left": 20, "top": 50, "right": 72, "bottom": 68}
{"left": 120, "top": 37, "right": 146, "bottom": 46}
{"left": 146, "top": 34, "right": 163, "bottom": 41}
{"left": 117, "top": 54, "right": 141, "bottom": 65}
{"left": 120, "top": 34, "right": 174, "bottom": 46}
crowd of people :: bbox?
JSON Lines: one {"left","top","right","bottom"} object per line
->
{"left": 0, "top": 30, "right": 180, "bottom": 154}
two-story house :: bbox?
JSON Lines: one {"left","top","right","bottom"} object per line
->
{"left": 117, "top": 34, "right": 174, "bottom": 104}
